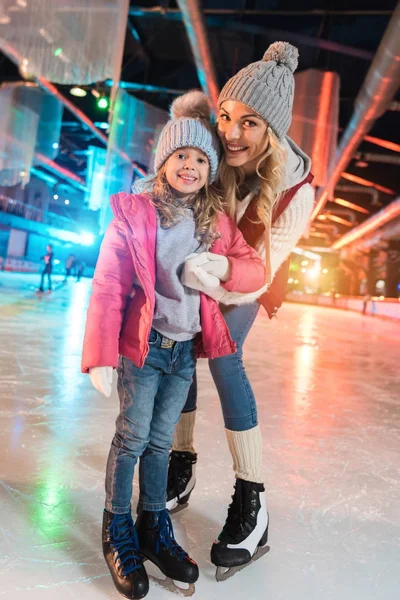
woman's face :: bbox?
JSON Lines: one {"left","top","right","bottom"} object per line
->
{"left": 217, "top": 101, "right": 269, "bottom": 175}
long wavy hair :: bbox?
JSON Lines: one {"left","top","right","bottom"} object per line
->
{"left": 218, "top": 127, "right": 286, "bottom": 249}
{"left": 144, "top": 163, "right": 224, "bottom": 245}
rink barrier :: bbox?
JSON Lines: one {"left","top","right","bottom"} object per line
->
{"left": 285, "top": 292, "right": 400, "bottom": 321}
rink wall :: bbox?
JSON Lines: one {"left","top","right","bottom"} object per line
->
{"left": 285, "top": 292, "right": 400, "bottom": 321}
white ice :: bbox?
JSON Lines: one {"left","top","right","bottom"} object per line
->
{"left": 0, "top": 272, "right": 399, "bottom": 600}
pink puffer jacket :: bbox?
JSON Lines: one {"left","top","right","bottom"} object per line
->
{"left": 81, "top": 192, "right": 266, "bottom": 372}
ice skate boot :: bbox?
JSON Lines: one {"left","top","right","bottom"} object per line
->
{"left": 166, "top": 451, "right": 197, "bottom": 513}
{"left": 102, "top": 510, "right": 149, "bottom": 599}
{"left": 210, "top": 479, "right": 269, "bottom": 581}
{"left": 136, "top": 509, "right": 199, "bottom": 596}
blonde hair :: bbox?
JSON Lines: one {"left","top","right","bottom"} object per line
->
{"left": 218, "top": 127, "right": 286, "bottom": 249}
{"left": 145, "top": 163, "right": 224, "bottom": 245}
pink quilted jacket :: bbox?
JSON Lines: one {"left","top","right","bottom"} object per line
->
{"left": 81, "top": 192, "right": 266, "bottom": 372}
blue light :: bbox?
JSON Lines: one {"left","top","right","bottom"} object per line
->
{"left": 80, "top": 231, "right": 95, "bottom": 246}
{"left": 52, "top": 142, "right": 59, "bottom": 150}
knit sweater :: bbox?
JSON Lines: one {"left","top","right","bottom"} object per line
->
{"left": 213, "top": 137, "right": 315, "bottom": 306}
{"left": 218, "top": 180, "right": 314, "bottom": 306}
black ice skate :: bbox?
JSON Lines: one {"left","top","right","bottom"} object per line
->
{"left": 102, "top": 510, "right": 149, "bottom": 599}
{"left": 136, "top": 509, "right": 199, "bottom": 596}
{"left": 166, "top": 451, "right": 197, "bottom": 514}
{"left": 210, "top": 479, "right": 270, "bottom": 581}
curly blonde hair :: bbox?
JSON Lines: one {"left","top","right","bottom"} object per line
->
{"left": 218, "top": 127, "right": 286, "bottom": 249}
{"left": 144, "top": 163, "right": 225, "bottom": 245}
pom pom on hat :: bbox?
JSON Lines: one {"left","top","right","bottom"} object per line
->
{"left": 263, "top": 41, "right": 299, "bottom": 73}
{"left": 170, "top": 90, "right": 211, "bottom": 121}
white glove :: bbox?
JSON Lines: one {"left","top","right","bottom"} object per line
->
{"left": 202, "top": 252, "right": 231, "bottom": 282}
{"left": 89, "top": 366, "right": 113, "bottom": 398}
{"left": 181, "top": 254, "right": 226, "bottom": 302}
{"left": 182, "top": 253, "right": 220, "bottom": 291}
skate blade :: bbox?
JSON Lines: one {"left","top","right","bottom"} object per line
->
{"left": 168, "top": 502, "right": 189, "bottom": 515}
{"left": 150, "top": 575, "right": 195, "bottom": 597}
{"left": 215, "top": 544, "right": 270, "bottom": 582}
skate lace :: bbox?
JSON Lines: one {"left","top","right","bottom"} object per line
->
{"left": 109, "top": 513, "right": 142, "bottom": 576}
{"left": 156, "top": 510, "right": 188, "bottom": 561}
{"left": 221, "top": 483, "right": 255, "bottom": 543}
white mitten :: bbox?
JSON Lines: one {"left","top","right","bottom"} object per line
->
{"left": 202, "top": 252, "right": 231, "bottom": 282}
{"left": 89, "top": 366, "right": 113, "bottom": 398}
{"left": 182, "top": 255, "right": 226, "bottom": 301}
{"left": 182, "top": 253, "right": 220, "bottom": 291}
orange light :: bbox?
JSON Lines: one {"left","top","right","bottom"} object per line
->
{"left": 364, "top": 135, "right": 400, "bottom": 153}
{"left": 341, "top": 172, "right": 395, "bottom": 196}
{"left": 312, "top": 72, "right": 337, "bottom": 187}
{"left": 324, "top": 214, "right": 353, "bottom": 227}
{"left": 333, "top": 197, "right": 370, "bottom": 214}
{"left": 331, "top": 198, "right": 400, "bottom": 250}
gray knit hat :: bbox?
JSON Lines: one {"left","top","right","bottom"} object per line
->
{"left": 155, "top": 90, "right": 220, "bottom": 182}
{"left": 218, "top": 41, "right": 299, "bottom": 139}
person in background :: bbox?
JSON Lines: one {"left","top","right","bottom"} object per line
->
{"left": 37, "top": 244, "right": 54, "bottom": 293}
{"left": 63, "top": 254, "right": 77, "bottom": 282}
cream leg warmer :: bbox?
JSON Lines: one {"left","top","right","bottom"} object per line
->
{"left": 172, "top": 410, "right": 196, "bottom": 454}
{"left": 225, "top": 425, "right": 263, "bottom": 483}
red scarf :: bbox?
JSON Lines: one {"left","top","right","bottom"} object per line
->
{"left": 238, "top": 172, "right": 314, "bottom": 318}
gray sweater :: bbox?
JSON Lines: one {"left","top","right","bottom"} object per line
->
{"left": 152, "top": 209, "right": 204, "bottom": 341}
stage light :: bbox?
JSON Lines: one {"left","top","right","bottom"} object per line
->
{"left": 52, "top": 142, "right": 59, "bottom": 150}
{"left": 65, "top": 199, "right": 70, "bottom": 205}
{"left": 53, "top": 194, "right": 59, "bottom": 200}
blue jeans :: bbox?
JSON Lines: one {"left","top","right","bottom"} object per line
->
{"left": 105, "top": 329, "right": 196, "bottom": 515}
{"left": 182, "top": 302, "right": 260, "bottom": 431}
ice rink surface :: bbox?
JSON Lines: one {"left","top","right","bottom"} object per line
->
{"left": 1, "top": 273, "right": 399, "bottom": 600}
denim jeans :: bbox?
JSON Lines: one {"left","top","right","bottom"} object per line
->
{"left": 182, "top": 302, "right": 260, "bottom": 431}
{"left": 105, "top": 329, "right": 196, "bottom": 515}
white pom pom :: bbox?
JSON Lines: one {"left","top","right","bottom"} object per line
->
{"left": 170, "top": 90, "right": 211, "bottom": 121}
{"left": 263, "top": 41, "right": 299, "bottom": 73}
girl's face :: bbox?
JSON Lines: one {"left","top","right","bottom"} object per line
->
{"left": 217, "top": 101, "right": 269, "bottom": 175}
{"left": 164, "top": 147, "right": 210, "bottom": 198}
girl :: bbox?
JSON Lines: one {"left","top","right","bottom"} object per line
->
{"left": 81, "top": 91, "right": 266, "bottom": 599}
{"left": 167, "top": 42, "right": 315, "bottom": 580}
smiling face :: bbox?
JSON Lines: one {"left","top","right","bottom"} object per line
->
{"left": 217, "top": 100, "right": 270, "bottom": 176}
{"left": 164, "top": 146, "right": 210, "bottom": 199}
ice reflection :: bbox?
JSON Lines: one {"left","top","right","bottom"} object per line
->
{"left": 293, "top": 311, "right": 318, "bottom": 416}
{"left": 59, "top": 281, "right": 91, "bottom": 401}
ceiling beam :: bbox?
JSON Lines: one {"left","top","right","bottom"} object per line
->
{"left": 130, "top": 9, "right": 374, "bottom": 60}
{"left": 331, "top": 198, "right": 400, "bottom": 250}
{"left": 176, "top": 0, "right": 219, "bottom": 113}
{"left": 311, "top": 2, "right": 400, "bottom": 220}
{"left": 130, "top": 7, "right": 392, "bottom": 18}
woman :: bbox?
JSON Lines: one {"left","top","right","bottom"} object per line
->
{"left": 167, "top": 42, "right": 315, "bottom": 578}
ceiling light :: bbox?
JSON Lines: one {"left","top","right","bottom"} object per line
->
{"left": 97, "top": 96, "right": 109, "bottom": 110}
{"left": 355, "top": 159, "right": 368, "bottom": 168}
{"left": 70, "top": 86, "right": 87, "bottom": 98}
